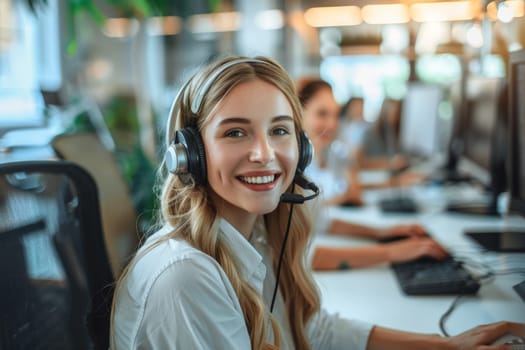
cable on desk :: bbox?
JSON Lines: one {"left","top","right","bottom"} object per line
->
{"left": 438, "top": 265, "right": 525, "bottom": 337}
{"left": 439, "top": 295, "right": 464, "bottom": 337}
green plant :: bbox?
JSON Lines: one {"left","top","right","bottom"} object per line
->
{"left": 26, "top": 0, "right": 221, "bottom": 53}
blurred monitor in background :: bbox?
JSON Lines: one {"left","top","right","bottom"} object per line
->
{"left": 508, "top": 49, "right": 525, "bottom": 217}
{"left": 457, "top": 77, "right": 504, "bottom": 186}
{"left": 462, "top": 50, "right": 525, "bottom": 253}
{"left": 445, "top": 76, "right": 507, "bottom": 216}
{"left": 399, "top": 83, "right": 444, "bottom": 160}
{"left": 0, "top": 89, "right": 46, "bottom": 134}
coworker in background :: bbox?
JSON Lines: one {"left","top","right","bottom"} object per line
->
{"left": 111, "top": 56, "right": 524, "bottom": 350}
{"left": 297, "top": 78, "right": 447, "bottom": 270}
{"left": 339, "top": 96, "right": 370, "bottom": 155}
{"left": 355, "top": 98, "right": 406, "bottom": 170}
{"left": 354, "top": 97, "right": 426, "bottom": 187}
{"left": 297, "top": 77, "right": 363, "bottom": 207}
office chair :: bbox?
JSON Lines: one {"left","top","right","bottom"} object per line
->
{"left": 0, "top": 160, "right": 114, "bottom": 350}
{"left": 51, "top": 132, "right": 140, "bottom": 277}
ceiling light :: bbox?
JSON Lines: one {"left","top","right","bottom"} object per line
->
{"left": 188, "top": 12, "right": 240, "bottom": 33}
{"left": 411, "top": 1, "right": 477, "bottom": 22}
{"left": 147, "top": 16, "right": 182, "bottom": 36}
{"left": 497, "top": 2, "right": 514, "bottom": 22}
{"left": 102, "top": 18, "right": 140, "bottom": 38}
{"left": 487, "top": 0, "right": 524, "bottom": 21}
{"left": 466, "top": 23, "right": 483, "bottom": 48}
{"left": 304, "top": 6, "right": 361, "bottom": 27}
{"left": 362, "top": 4, "right": 409, "bottom": 24}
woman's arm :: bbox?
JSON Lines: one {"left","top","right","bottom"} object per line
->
{"left": 311, "top": 237, "right": 447, "bottom": 270}
{"left": 328, "top": 219, "right": 427, "bottom": 240}
{"left": 367, "top": 322, "right": 525, "bottom": 350}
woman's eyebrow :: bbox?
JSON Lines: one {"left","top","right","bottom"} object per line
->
{"left": 217, "top": 117, "right": 250, "bottom": 126}
{"left": 272, "top": 115, "right": 294, "bottom": 123}
{"left": 217, "top": 115, "right": 294, "bottom": 127}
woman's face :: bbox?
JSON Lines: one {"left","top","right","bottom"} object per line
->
{"left": 201, "top": 79, "right": 298, "bottom": 230}
{"left": 301, "top": 87, "right": 340, "bottom": 152}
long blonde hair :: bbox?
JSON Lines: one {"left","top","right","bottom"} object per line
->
{"left": 111, "top": 56, "right": 320, "bottom": 350}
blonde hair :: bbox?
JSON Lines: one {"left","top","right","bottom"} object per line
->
{"left": 111, "top": 56, "right": 320, "bottom": 350}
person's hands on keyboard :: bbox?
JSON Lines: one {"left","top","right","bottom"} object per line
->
{"left": 376, "top": 227, "right": 449, "bottom": 264}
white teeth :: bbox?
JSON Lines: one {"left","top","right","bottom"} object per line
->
{"left": 240, "top": 175, "right": 275, "bottom": 184}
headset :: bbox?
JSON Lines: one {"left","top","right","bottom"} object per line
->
{"left": 164, "top": 57, "right": 319, "bottom": 203}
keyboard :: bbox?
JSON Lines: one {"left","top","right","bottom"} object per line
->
{"left": 391, "top": 256, "right": 481, "bottom": 295}
{"left": 379, "top": 196, "right": 418, "bottom": 213}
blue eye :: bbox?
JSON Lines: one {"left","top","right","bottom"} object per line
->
{"left": 225, "top": 129, "right": 245, "bottom": 138}
{"left": 272, "top": 127, "right": 290, "bottom": 136}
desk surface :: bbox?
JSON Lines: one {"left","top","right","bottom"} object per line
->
{"left": 313, "top": 185, "right": 525, "bottom": 335}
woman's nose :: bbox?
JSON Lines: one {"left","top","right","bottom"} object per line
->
{"left": 328, "top": 114, "right": 339, "bottom": 131}
{"left": 249, "top": 136, "right": 275, "bottom": 164}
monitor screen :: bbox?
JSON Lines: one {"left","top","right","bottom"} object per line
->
{"left": 508, "top": 49, "right": 525, "bottom": 216}
{"left": 399, "top": 83, "right": 443, "bottom": 158}
{"left": 465, "top": 230, "right": 525, "bottom": 252}
{"left": 456, "top": 77, "right": 504, "bottom": 186}
{"left": 0, "top": 89, "right": 46, "bottom": 134}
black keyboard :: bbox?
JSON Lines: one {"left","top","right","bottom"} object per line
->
{"left": 379, "top": 197, "right": 418, "bottom": 213}
{"left": 391, "top": 257, "right": 481, "bottom": 295}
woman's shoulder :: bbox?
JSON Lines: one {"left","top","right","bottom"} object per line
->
{"left": 123, "top": 231, "right": 225, "bottom": 301}
{"left": 114, "top": 229, "right": 243, "bottom": 349}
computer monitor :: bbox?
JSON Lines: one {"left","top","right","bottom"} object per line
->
{"left": 0, "top": 89, "right": 46, "bottom": 135}
{"left": 399, "top": 83, "right": 443, "bottom": 159}
{"left": 463, "top": 50, "right": 525, "bottom": 253}
{"left": 508, "top": 49, "right": 525, "bottom": 217}
{"left": 457, "top": 76, "right": 504, "bottom": 186}
{"left": 444, "top": 76, "right": 507, "bottom": 216}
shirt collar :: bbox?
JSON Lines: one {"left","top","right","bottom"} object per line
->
{"left": 219, "top": 218, "right": 267, "bottom": 292}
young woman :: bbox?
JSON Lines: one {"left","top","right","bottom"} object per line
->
{"left": 111, "top": 56, "right": 524, "bottom": 349}
{"left": 297, "top": 78, "right": 449, "bottom": 270}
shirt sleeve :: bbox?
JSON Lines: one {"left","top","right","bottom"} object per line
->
{"left": 307, "top": 309, "right": 374, "bottom": 350}
{"left": 134, "top": 257, "right": 251, "bottom": 350}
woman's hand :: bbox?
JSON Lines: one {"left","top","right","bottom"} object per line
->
{"left": 447, "top": 321, "right": 525, "bottom": 349}
{"left": 384, "top": 237, "right": 449, "bottom": 263}
{"left": 392, "top": 170, "right": 427, "bottom": 187}
{"left": 378, "top": 223, "right": 428, "bottom": 239}
{"left": 367, "top": 322, "right": 525, "bottom": 350}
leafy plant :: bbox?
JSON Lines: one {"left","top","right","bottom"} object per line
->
{"left": 26, "top": 0, "right": 222, "bottom": 54}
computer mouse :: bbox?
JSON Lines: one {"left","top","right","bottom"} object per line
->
{"left": 490, "top": 333, "right": 525, "bottom": 348}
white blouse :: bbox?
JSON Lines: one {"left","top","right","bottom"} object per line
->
{"left": 113, "top": 218, "right": 373, "bottom": 349}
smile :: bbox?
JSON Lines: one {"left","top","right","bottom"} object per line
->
{"left": 238, "top": 175, "right": 276, "bottom": 184}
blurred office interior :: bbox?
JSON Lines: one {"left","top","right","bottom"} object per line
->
{"left": 1, "top": 3, "right": 525, "bottom": 347}
{"left": 1, "top": 0, "right": 524, "bottom": 230}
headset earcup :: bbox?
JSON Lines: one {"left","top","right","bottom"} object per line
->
{"left": 186, "top": 127, "right": 207, "bottom": 184}
{"left": 169, "top": 127, "right": 207, "bottom": 184}
{"left": 297, "top": 131, "right": 313, "bottom": 173}
{"left": 165, "top": 143, "right": 180, "bottom": 174}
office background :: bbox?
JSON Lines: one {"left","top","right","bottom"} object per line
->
{"left": 1, "top": 0, "right": 525, "bottom": 348}
{"left": 2, "top": 0, "right": 524, "bottom": 160}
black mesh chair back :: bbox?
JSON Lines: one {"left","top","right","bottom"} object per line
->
{"left": 0, "top": 160, "right": 114, "bottom": 350}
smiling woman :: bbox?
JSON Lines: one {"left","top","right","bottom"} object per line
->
{"left": 111, "top": 56, "right": 323, "bottom": 350}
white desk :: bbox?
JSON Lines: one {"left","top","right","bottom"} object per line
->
{"left": 312, "top": 185, "right": 525, "bottom": 336}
